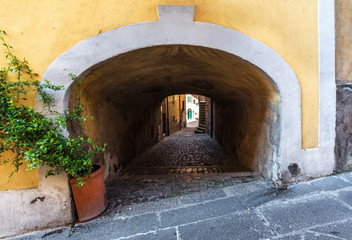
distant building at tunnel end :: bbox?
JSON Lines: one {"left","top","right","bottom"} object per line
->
{"left": 0, "top": 1, "right": 351, "bottom": 238}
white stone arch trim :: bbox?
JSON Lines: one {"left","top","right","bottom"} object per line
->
{"left": 35, "top": 4, "right": 335, "bottom": 181}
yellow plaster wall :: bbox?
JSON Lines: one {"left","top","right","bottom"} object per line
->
{"left": 0, "top": 0, "right": 319, "bottom": 190}
{"left": 0, "top": 152, "right": 39, "bottom": 191}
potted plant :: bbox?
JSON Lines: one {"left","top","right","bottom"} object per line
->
{"left": 0, "top": 30, "right": 107, "bottom": 222}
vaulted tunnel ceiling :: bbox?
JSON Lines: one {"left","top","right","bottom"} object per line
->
{"left": 70, "top": 45, "right": 278, "bottom": 109}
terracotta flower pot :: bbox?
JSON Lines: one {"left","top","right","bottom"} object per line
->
{"left": 69, "top": 163, "right": 108, "bottom": 222}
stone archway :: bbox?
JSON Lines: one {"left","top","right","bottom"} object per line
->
{"left": 35, "top": 5, "right": 335, "bottom": 183}
{"left": 66, "top": 45, "right": 280, "bottom": 180}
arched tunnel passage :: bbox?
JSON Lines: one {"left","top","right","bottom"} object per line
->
{"left": 67, "top": 45, "right": 281, "bottom": 203}
{"left": 120, "top": 93, "right": 251, "bottom": 176}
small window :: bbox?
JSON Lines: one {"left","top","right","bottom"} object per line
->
{"left": 187, "top": 96, "right": 192, "bottom": 103}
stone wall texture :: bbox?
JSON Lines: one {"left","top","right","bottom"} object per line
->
{"left": 335, "top": 84, "right": 352, "bottom": 171}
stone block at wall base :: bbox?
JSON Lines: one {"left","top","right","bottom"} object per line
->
{"left": 335, "top": 83, "right": 352, "bottom": 171}
{"left": 0, "top": 167, "right": 73, "bottom": 238}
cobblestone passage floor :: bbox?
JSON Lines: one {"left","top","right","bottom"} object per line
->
{"left": 122, "top": 127, "right": 247, "bottom": 175}
{"left": 106, "top": 173, "right": 261, "bottom": 208}
{"left": 105, "top": 128, "right": 256, "bottom": 208}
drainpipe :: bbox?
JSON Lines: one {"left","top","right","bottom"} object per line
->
{"left": 179, "top": 94, "right": 181, "bottom": 130}
{"left": 210, "top": 99, "right": 214, "bottom": 138}
{"left": 167, "top": 97, "right": 170, "bottom": 136}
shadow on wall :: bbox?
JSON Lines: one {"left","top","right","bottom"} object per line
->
{"left": 213, "top": 97, "right": 280, "bottom": 177}
{"left": 67, "top": 99, "right": 161, "bottom": 179}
